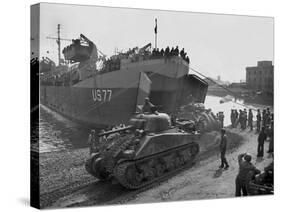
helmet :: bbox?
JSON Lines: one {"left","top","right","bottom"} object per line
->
{"left": 244, "top": 154, "right": 252, "bottom": 162}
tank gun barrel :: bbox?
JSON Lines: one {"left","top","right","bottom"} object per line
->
{"left": 98, "top": 125, "right": 134, "bottom": 137}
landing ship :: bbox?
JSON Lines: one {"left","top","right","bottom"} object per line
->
{"left": 39, "top": 33, "right": 211, "bottom": 129}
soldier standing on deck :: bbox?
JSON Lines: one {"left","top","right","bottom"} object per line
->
{"left": 164, "top": 46, "right": 170, "bottom": 57}
{"left": 256, "top": 109, "right": 261, "bottom": 132}
{"left": 248, "top": 109, "right": 253, "bottom": 131}
{"left": 235, "top": 153, "right": 260, "bottom": 196}
{"left": 219, "top": 128, "right": 229, "bottom": 169}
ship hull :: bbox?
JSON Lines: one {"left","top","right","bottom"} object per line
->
{"left": 40, "top": 57, "right": 208, "bottom": 127}
{"left": 41, "top": 86, "right": 146, "bottom": 127}
{"left": 40, "top": 70, "right": 151, "bottom": 128}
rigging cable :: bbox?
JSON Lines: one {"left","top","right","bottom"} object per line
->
{"left": 189, "top": 66, "right": 258, "bottom": 111}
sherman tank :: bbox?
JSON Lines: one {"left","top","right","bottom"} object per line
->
{"left": 85, "top": 112, "right": 200, "bottom": 189}
{"left": 176, "top": 103, "right": 221, "bottom": 133}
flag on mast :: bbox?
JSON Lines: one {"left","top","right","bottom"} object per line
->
{"left": 154, "top": 18, "right": 157, "bottom": 34}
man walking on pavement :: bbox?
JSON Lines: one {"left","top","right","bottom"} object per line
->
{"left": 257, "top": 126, "right": 267, "bottom": 157}
{"left": 219, "top": 128, "right": 229, "bottom": 170}
{"left": 235, "top": 153, "right": 260, "bottom": 196}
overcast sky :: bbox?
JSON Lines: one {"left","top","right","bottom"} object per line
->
{"left": 36, "top": 3, "right": 274, "bottom": 82}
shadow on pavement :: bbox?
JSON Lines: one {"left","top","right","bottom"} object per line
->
{"left": 213, "top": 168, "right": 223, "bottom": 178}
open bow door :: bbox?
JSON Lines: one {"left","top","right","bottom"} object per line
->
{"left": 135, "top": 72, "right": 151, "bottom": 113}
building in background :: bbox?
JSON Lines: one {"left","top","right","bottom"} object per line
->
{"left": 246, "top": 61, "right": 273, "bottom": 95}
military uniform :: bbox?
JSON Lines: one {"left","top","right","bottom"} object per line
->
{"left": 231, "top": 110, "right": 236, "bottom": 128}
{"left": 235, "top": 153, "right": 260, "bottom": 196}
{"left": 257, "top": 129, "right": 267, "bottom": 157}
{"left": 142, "top": 99, "right": 155, "bottom": 113}
{"left": 256, "top": 111, "right": 261, "bottom": 132}
{"left": 220, "top": 133, "right": 229, "bottom": 169}
{"left": 248, "top": 110, "right": 253, "bottom": 131}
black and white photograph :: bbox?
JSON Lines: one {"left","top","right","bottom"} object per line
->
{"left": 30, "top": 2, "right": 274, "bottom": 209}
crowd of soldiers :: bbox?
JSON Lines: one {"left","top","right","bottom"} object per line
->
{"left": 230, "top": 108, "right": 273, "bottom": 133}
{"left": 219, "top": 107, "right": 274, "bottom": 196}
{"left": 229, "top": 107, "right": 274, "bottom": 156}
{"left": 151, "top": 46, "right": 190, "bottom": 64}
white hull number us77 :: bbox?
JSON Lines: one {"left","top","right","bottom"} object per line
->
{"left": 92, "top": 89, "right": 112, "bottom": 102}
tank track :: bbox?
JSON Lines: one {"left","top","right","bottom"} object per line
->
{"left": 87, "top": 134, "right": 135, "bottom": 179}
{"left": 114, "top": 142, "right": 199, "bottom": 189}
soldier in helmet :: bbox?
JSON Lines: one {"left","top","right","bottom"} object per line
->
{"left": 219, "top": 128, "right": 229, "bottom": 169}
{"left": 256, "top": 109, "right": 261, "bottom": 132}
{"left": 164, "top": 46, "right": 170, "bottom": 57}
{"left": 248, "top": 109, "right": 253, "bottom": 131}
{"left": 174, "top": 46, "right": 179, "bottom": 56}
{"left": 235, "top": 153, "right": 260, "bottom": 196}
{"left": 88, "top": 129, "right": 96, "bottom": 155}
{"left": 180, "top": 48, "right": 185, "bottom": 59}
{"left": 142, "top": 97, "right": 155, "bottom": 113}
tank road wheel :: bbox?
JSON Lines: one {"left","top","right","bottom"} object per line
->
{"left": 174, "top": 155, "right": 182, "bottom": 168}
{"left": 140, "top": 162, "right": 155, "bottom": 181}
{"left": 135, "top": 171, "right": 144, "bottom": 184}
{"left": 114, "top": 162, "right": 147, "bottom": 189}
{"left": 163, "top": 154, "right": 176, "bottom": 171}
{"left": 181, "top": 149, "right": 191, "bottom": 163}
{"left": 155, "top": 163, "right": 165, "bottom": 177}
{"left": 125, "top": 165, "right": 143, "bottom": 185}
{"left": 190, "top": 144, "right": 199, "bottom": 157}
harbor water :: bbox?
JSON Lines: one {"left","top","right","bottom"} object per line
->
{"left": 37, "top": 95, "right": 272, "bottom": 153}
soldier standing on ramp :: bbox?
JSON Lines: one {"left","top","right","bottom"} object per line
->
{"left": 219, "top": 128, "right": 229, "bottom": 169}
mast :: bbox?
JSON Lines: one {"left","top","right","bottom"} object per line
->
{"left": 154, "top": 19, "right": 157, "bottom": 49}
{"left": 57, "top": 24, "right": 61, "bottom": 66}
